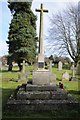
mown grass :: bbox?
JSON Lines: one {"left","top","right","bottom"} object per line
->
{"left": 52, "top": 67, "right": 80, "bottom": 81}
{"left": 2, "top": 109, "right": 80, "bottom": 120}
{"left": 1, "top": 65, "right": 80, "bottom": 119}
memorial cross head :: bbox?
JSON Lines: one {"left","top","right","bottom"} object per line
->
{"left": 35, "top": 3, "right": 48, "bottom": 13}
{"left": 71, "top": 63, "right": 77, "bottom": 70}
{"left": 35, "top": 3, "right": 48, "bottom": 55}
{"left": 21, "top": 60, "right": 26, "bottom": 66}
{"left": 21, "top": 60, "right": 26, "bottom": 73}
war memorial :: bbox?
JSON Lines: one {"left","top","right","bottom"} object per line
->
{"left": 5, "top": 3, "right": 79, "bottom": 113}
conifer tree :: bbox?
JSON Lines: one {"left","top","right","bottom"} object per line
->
{"left": 7, "top": 0, "right": 37, "bottom": 71}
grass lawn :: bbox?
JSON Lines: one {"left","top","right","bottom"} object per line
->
{"left": 1, "top": 65, "right": 80, "bottom": 119}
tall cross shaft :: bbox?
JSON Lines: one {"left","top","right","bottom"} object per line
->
{"left": 36, "top": 3, "right": 48, "bottom": 68}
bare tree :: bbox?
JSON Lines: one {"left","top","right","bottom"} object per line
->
{"left": 47, "top": 3, "right": 80, "bottom": 65}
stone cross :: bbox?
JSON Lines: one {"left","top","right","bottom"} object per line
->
{"left": 71, "top": 63, "right": 76, "bottom": 78}
{"left": 36, "top": 3, "right": 48, "bottom": 68}
{"left": 21, "top": 60, "right": 26, "bottom": 74}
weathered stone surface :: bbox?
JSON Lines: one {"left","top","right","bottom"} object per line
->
{"left": 18, "top": 72, "right": 28, "bottom": 82}
{"left": 50, "top": 74, "right": 56, "bottom": 85}
{"left": 7, "top": 99, "right": 78, "bottom": 105}
{"left": 62, "top": 71, "right": 69, "bottom": 80}
{"left": 7, "top": 84, "right": 79, "bottom": 112}
{"left": 17, "top": 91, "right": 68, "bottom": 100}
{"left": 33, "top": 70, "right": 51, "bottom": 85}
{"left": 17, "top": 91, "right": 51, "bottom": 100}
{"left": 7, "top": 99, "right": 79, "bottom": 112}
{"left": 26, "top": 85, "right": 57, "bottom": 91}
{"left": 58, "top": 61, "right": 62, "bottom": 71}
{"left": 36, "top": 4, "right": 48, "bottom": 68}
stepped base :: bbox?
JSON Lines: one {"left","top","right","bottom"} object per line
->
{"left": 6, "top": 84, "right": 79, "bottom": 112}
{"left": 7, "top": 100, "right": 79, "bottom": 112}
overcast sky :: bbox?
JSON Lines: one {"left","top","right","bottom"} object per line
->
{"left": 0, "top": 0, "right": 79, "bottom": 56}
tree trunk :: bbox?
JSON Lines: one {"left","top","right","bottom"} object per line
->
{"left": 18, "top": 62, "right": 23, "bottom": 71}
{"left": 8, "top": 63, "right": 13, "bottom": 71}
{"left": 76, "top": 61, "right": 80, "bottom": 75}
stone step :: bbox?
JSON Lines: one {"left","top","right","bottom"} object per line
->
{"left": 24, "top": 85, "right": 58, "bottom": 91}
{"left": 7, "top": 99, "right": 79, "bottom": 111}
{"left": 17, "top": 90, "right": 68, "bottom": 100}
{"left": 7, "top": 99, "right": 78, "bottom": 105}
{"left": 7, "top": 84, "right": 79, "bottom": 112}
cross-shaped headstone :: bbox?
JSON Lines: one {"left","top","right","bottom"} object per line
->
{"left": 21, "top": 60, "right": 26, "bottom": 74}
{"left": 36, "top": 3, "right": 48, "bottom": 68}
{"left": 71, "top": 63, "right": 77, "bottom": 78}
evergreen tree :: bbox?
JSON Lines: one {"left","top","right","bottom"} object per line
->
{"left": 7, "top": 0, "right": 37, "bottom": 71}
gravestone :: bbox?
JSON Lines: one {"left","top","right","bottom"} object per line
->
{"left": 18, "top": 60, "right": 28, "bottom": 82}
{"left": 71, "top": 62, "right": 77, "bottom": 80}
{"left": 33, "top": 4, "right": 54, "bottom": 85}
{"left": 58, "top": 61, "right": 62, "bottom": 71}
{"left": 49, "top": 60, "right": 52, "bottom": 72}
{"left": 62, "top": 71, "right": 69, "bottom": 80}
{"left": 21, "top": 60, "right": 26, "bottom": 74}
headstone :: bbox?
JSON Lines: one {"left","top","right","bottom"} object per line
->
{"left": 76, "top": 61, "right": 80, "bottom": 75}
{"left": 49, "top": 60, "right": 52, "bottom": 72}
{"left": 58, "top": 61, "right": 62, "bottom": 71}
{"left": 62, "top": 71, "right": 69, "bottom": 80}
{"left": 18, "top": 60, "right": 27, "bottom": 82}
{"left": 21, "top": 60, "right": 26, "bottom": 74}
{"left": 33, "top": 4, "right": 53, "bottom": 85}
{"left": 71, "top": 63, "right": 76, "bottom": 78}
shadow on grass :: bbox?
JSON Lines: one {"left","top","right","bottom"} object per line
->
{"left": 2, "top": 88, "right": 15, "bottom": 109}
{"left": 68, "top": 90, "right": 80, "bottom": 102}
{"left": 1, "top": 70, "right": 19, "bottom": 73}
{"left": 56, "top": 78, "right": 62, "bottom": 81}
{"left": 68, "top": 90, "right": 80, "bottom": 95}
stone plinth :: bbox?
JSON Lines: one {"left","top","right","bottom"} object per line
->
{"left": 6, "top": 84, "right": 79, "bottom": 112}
{"left": 33, "top": 69, "right": 52, "bottom": 85}
{"left": 17, "top": 85, "right": 68, "bottom": 100}
{"left": 38, "top": 54, "right": 44, "bottom": 68}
